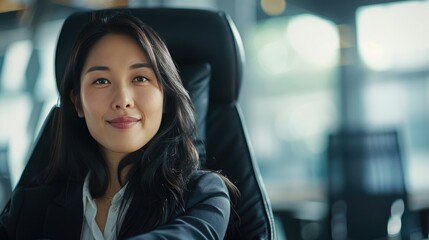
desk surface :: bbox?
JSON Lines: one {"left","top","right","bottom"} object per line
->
{"left": 267, "top": 182, "right": 429, "bottom": 220}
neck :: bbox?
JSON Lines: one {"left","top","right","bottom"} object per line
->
{"left": 105, "top": 163, "right": 131, "bottom": 196}
{"left": 102, "top": 155, "right": 131, "bottom": 197}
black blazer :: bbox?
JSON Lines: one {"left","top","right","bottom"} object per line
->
{"left": 0, "top": 171, "right": 230, "bottom": 240}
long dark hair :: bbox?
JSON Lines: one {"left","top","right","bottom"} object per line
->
{"left": 44, "top": 11, "right": 207, "bottom": 237}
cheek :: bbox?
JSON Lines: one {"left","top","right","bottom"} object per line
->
{"left": 137, "top": 90, "right": 164, "bottom": 119}
{"left": 80, "top": 89, "right": 107, "bottom": 118}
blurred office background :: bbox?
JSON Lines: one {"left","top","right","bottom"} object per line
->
{"left": 1, "top": 0, "right": 429, "bottom": 239}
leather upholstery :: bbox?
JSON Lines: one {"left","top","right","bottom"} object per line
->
{"left": 180, "top": 63, "right": 211, "bottom": 164}
{"left": 19, "top": 8, "right": 276, "bottom": 240}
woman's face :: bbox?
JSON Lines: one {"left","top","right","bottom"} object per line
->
{"left": 75, "top": 33, "right": 164, "bottom": 163}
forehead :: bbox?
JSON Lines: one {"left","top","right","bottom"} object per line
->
{"left": 84, "top": 33, "right": 149, "bottom": 64}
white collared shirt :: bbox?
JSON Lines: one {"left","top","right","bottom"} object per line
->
{"left": 81, "top": 174, "right": 129, "bottom": 240}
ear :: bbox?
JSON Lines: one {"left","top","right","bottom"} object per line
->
{"left": 70, "top": 90, "right": 84, "bottom": 118}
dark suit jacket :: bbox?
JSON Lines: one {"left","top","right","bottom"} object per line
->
{"left": 0, "top": 171, "right": 230, "bottom": 240}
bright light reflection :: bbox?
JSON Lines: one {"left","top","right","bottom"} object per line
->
{"left": 286, "top": 14, "right": 339, "bottom": 67}
{"left": 0, "top": 95, "right": 32, "bottom": 187}
{"left": 364, "top": 81, "right": 407, "bottom": 127}
{"left": 258, "top": 41, "right": 291, "bottom": 74}
{"left": 275, "top": 91, "right": 337, "bottom": 143}
{"left": 0, "top": 40, "right": 33, "bottom": 92}
{"left": 357, "top": 1, "right": 429, "bottom": 71}
{"left": 34, "top": 19, "right": 63, "bottom": 101}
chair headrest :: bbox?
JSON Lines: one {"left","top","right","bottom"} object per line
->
{"left": 55, "top": 8, "right": 245, "bottom": 105}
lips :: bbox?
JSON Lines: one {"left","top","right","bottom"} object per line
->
{"left": 107, "top": 116, "right": 140, "bottom": 129}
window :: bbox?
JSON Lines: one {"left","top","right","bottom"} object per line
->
{"left": 241, "top": 13, "right": 340, "bottom": 207}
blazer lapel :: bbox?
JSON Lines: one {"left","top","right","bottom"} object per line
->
{"left": 44, "top": 182, "right": 83, "bottom": 240}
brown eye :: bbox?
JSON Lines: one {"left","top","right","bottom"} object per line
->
{"left": 94, "top": 78, "right": 110, "bottom": 85}
{"left": 133, "top": 76, "right": 148, "bottom": 83}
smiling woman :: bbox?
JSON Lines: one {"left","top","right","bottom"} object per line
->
{"left": 75, "top": 33, "right": 164, "bottom": 165}
{"left": 0, "top": 11, "right": 239, "bottom": 240}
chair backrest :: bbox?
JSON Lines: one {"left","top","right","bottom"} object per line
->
{"left": 328, "top": 130, "right": 405, "bottom": 197}
{"left": 327, "top": 129, "right": 416, "bottom": 239}
{"left": 15, "top": 8, "right": 276, "bottom": 239}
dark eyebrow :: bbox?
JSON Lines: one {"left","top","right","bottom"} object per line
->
{"left": 85, "top": 63, "right": 151, "bottom": 74}
{"left": 130, "top": 63, "right": 152, "bottom": 69}
{"left": 86, "top": 66, "right": 109, "bottom": 73}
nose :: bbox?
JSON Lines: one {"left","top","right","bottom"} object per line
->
{"left": 111, "top": 85, "right": 134, "bottom": 110}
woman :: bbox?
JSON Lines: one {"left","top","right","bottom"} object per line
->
{"left": 0, "top": 11, "right": 238, "bottom": 239}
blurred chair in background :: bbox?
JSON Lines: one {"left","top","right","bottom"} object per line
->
{"left": 327, "top": 129, "right": 420, "bottom": 239}
{"left": 0, "top": 145, "right": 11, "bottom": 211}
{"left": 419, "top": 208, "right": 429, "bottom": 239}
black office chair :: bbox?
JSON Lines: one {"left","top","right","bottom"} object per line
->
{"left": 327, "top": 129, "right": 419, "bottom": 239}
{"left": 11, "top": 8, "right": 276, "bottom": 240}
